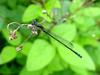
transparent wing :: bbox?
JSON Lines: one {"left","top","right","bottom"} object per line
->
{"left": 43, "top": 29, "right": 73, "bottom": 49}
{"left": 41, "top": 27, "right": 82, "bottom": 58}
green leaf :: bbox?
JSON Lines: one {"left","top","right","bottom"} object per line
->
{"left": 73, "top": 16, "right": 95, "bottom": 31}
{"left": 16, "top": 53, "right": 26, "bottom": 66}
{"left": 41, "top": 0, "right": 60, "bottom": 22}
{"left": 71, "top": 66, "right": 90, "bottom": 75}
{"left": 8, "top": 5, "right": 26, "bottom": 21}
{"left": 2, "top": 29, "right": 22, "bottom": 46}
{"left": 20, "top": 67, "right": 42, "bottom": 75}
{"left": 58, "top": 43, "right": 95, "bottom": 70}
{"left": 7, "top": 0, "right": 17, "bottom": 9}
{"left": 0, "top": 17, "right": 4, "bottom": 30}
{"left": 45, "top": 0, "right": 61, "bottom": 13}
{"left": 22, "top": 4, "right": 42, "bottom": 22}
{"left": 61, "top": 0, "right": 71, "bottom": 15}
{"left": 0, "top": 46, "right": 17, "bottom": 64}
{"left": 40, "top": 14, "right": 52, "bottom": 22}
{"left": 70, "top": 0, "right": 84, "bottom": 13}
{"left": 0, "top": 6, "right": 10, "bottom": 17}
{"left": 78, "top": 7, "right": 100, "bottom": 18}
{"left": 52, "top": 23, "right": 76, "bottom": 41}
{"left": 51, "top": 23, "right": 76, "bottom": 48}
{"left": 0, "top": 0, "right": 6, "bottom": 4}
{"left": 45, "top": 55, "right": 67, "bottom": 74}
{"left": 54, "top": 0, "right": 61, "bottom": 8}
{"left": 26, "top": 39, "right": 56, "bottom": 71}
{"left": 0, "top": 65, "right": 11, "bottom": 75}
{"left": 78, "top": 34, "right": 97, "bottom": 46}
{"left": 21, "top": 42, "right": 32, "bottom": 56}
{"left": 93, "top": 43, "right": 100, "bottom": 66}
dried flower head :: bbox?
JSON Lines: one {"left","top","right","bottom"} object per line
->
{"left": 9, "top": 30, "right": 17, "bottom": 40}
{"left": 16, "top": 45, "right": 23, "bottom": 51}
{"left": 7, "top": 21, "right": 38, "bottom": 51}
{"left": 7, "top": 22, "right": 21, "bottom": 40}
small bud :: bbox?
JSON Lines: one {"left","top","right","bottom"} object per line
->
{"left": 16, "top": 45, "right": 23, "bottom": 51}
{"left": 42, "top": 10, "right": 47, "bottom": 14}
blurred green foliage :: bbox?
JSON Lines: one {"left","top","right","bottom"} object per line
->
{"left": 0, "top": 0, "right": 100, "bottom": 75}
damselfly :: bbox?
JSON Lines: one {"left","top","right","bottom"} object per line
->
{"left": 7, "top": 20, "right": 82, "bottom": 58}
